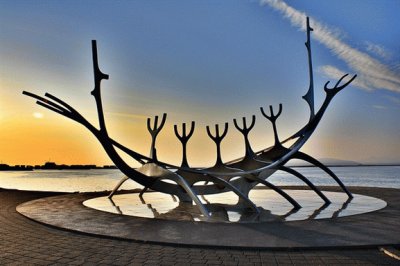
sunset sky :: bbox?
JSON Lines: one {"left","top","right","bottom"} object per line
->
{"left": 1, "top": 0, "right": 399, "bottom": 166}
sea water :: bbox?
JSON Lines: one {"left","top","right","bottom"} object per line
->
{"left": 0, "top": 166, "right": 399, "bottom": 192}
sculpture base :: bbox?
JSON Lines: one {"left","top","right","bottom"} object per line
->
{"left": 84, "top": 189, "right": 385, "bottom": 223}
{"left": 17, "top": 187, "right": 400, "bottom": 248}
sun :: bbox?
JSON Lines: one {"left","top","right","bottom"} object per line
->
{"left": 33, "top": 112, "right": 44, "bottom": 119}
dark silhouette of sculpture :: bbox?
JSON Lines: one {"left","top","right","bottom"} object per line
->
{"left": 23, "top": 17, "right": 356, "bottom": 220}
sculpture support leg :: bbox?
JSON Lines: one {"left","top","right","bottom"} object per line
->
{"left": 280, "top": 166, "right": 331, "bottom": 204}
{"left": 293, "top": 151, "right": 353, "bottom": 198}
{"left": 139, "top": 187, "right": 149, "bottom": 199}
{"left": 170, "top": 175, "right": 211, "bottom": 219}
{"left": 108, "top": 176, "right": 129, "bottom": 199}
{"left": 108, "top": 197, "right": 123, "bottom": 215}
{"left": 251, "top": 175, "right": 301, "bottom": 209}
{"left": 205, "top": 175, "right": 260, "bottom": 213}
{"left": 138, "top": 175, "right": 210, "bottom": 218}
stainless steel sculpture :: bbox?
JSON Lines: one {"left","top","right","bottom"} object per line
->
{"left": 23, "top": 17, "right": 356, "bottom": 220}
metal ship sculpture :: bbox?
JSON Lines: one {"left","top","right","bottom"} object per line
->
{"left": 24, "top": 17, "right": 356, "bottom": 220}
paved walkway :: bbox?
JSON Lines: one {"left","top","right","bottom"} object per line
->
{"left": 0, "top": 188, "right": 399, "bottom": 265}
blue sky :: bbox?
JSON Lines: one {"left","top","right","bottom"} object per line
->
{"left": 0, "top": 0, "right": 399, "bottom": 165}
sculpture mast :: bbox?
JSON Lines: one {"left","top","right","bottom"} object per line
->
{"left": 302, "top": 17, "right": 315, "bottom": 121}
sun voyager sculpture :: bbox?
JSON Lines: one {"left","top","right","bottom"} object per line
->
{"left": 24, "top": 17, "right": 356, "bottom": 221}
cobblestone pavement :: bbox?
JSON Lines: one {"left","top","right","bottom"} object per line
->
{"left": 0, "top": 189, "right": 399, "bottom": 265}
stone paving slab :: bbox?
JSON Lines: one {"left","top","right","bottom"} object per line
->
{"left": 1, "top": 187, "right": 399, "bottom": 265}
{"left": 16, "top": 187, "right": 400, "bottom": 248}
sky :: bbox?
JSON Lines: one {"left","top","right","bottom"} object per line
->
{"left": 0, "top": 0, "right": 399, "bottom": 166}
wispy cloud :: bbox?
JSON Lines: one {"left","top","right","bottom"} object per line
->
{"left": 260, "top": 0, "right": 400, "bottom": 94}
{"left": 365, "top": 42, "right": 392, "bottom": 61}
{"left": 372, "top": 105, "right": 387, "bottom": 110}
{"left": 384, "top": 95, "right": 400, "bottom": 105}
{"left": 319, "top": 65, "right": 372, "bottom": 91}
{"left": 105, "top": 111, "right": 147, "bottom": 120}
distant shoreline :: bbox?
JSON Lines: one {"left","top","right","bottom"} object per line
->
{"left": 0, "top": 162, "right": 117, "bottom": 171}
{"left": 0, "top": 163, "right": 399, "bottom": 171}
{"left": 292, "top": 164, "right": 400, "bottom": 168}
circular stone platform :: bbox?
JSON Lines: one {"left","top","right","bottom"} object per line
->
{"left": 83, "top": 189, "right": 385, "bottom": 223}
{"left": 17, "top": 187, "right": 400, "bottom": 248}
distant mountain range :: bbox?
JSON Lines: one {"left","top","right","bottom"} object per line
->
{"left": 286, "top": 158, "right": 399, "bottom": 167}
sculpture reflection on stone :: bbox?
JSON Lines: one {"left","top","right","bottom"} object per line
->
{"left": 23, "top": 17, "right": 356, "bottom": 221}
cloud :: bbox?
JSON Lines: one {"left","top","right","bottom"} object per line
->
{"left": 105, "top": 111, "right": 147, "bottom": 120}
{"left": 260, "top": 0, "right": 400, "bottom": 94}
{"left": 365, "top": 42, "right": 392, "bottom": 61}
{"left": 319, "top": 65, "right": 372, "bottom": 91}
{"left": 372, "top": 105, "right": 386, "bottom": 110}
{"left": 384, "top": 95, "right": 400, "bottom": 105}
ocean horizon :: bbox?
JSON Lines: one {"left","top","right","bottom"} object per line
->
{"left": 0, "top": 165, "right": 398, "bottom": 193}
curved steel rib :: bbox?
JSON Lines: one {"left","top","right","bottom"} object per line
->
{"left": 248, "top": 175, "right": 301, "bottom": 209}
{"left": 178, "top": 170, "right": 260, "bottom": 213}
{"left": 279, "top": 166, "right": 331, "bottom": 204}
{"left": 291, "top": 151, "right": 353, "bottom": 198}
